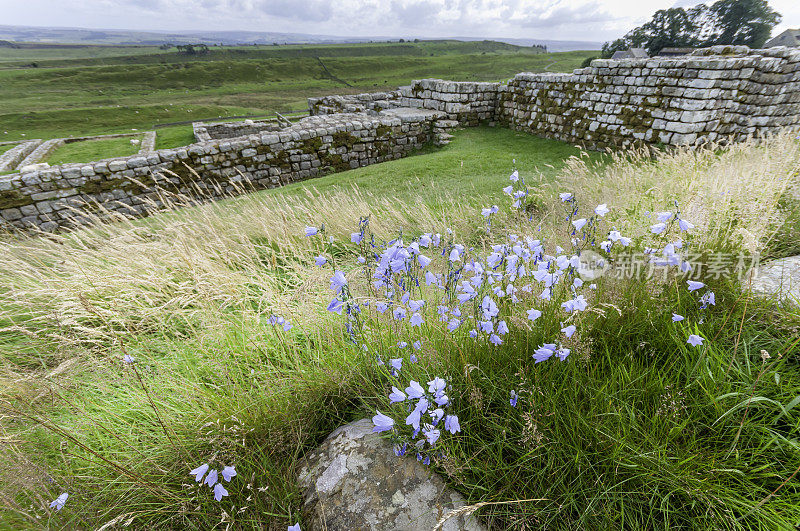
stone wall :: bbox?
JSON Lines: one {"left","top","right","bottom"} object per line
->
{"left": 311, "top": 82, "right": 499, "bottom": 126}
{"left": 0, "top": 140, "right": 43, "bottom": 172}
{"left": 501, "top": 46, "right": 800, "bottom": 148}
{"left": 308, "top": 91, "right": 401, "bottom": 115}
{"left": 193, "top": 120, "right": 284, "bottom": 142}
{"left": 0, "top": 133, "right": 147, "bottom": 173}
{"left": 0, "top": 111, "right": 447, "bottom": 232}
{"left": 311, "top": 46, "right": 800, "bottom": 149}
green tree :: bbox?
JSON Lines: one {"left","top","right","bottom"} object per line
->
{"left": 639, "top": 7, "right": 702, "bottom": 54}
{"left": 703, "top": 0, "right": 781, "bottom": 48}
{"left": 602, "top": 0, "right": 781, "bottom": 57}
{"left": 581, "top": 56, "right": 599, "bottom": 68}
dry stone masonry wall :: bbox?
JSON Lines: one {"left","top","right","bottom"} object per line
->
{"left": 311, "top": 46, "right": 800, "bottom": 149}
{"left": 0, "top": 111, "right": 446, "bottom": 232}
{"left": 192, "top": 119, "right": 284, "bottom": 142}
{"left": 2, "top": 46, "right": 799, "bottom": 233}
{"left": 0, "top": 140, "right": 43, "bottom": 172}
{"left": 308, "top": 91, "right": 402, "bottom": 115}
{"left": 311, "top": 82, "right": 500, "bottom": 126}
{"left": 502, "top": 46, "right": 800, "bottom": 148}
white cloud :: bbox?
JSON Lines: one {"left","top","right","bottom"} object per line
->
{"left": 0, "top": 0, "right": 797, "bottom": 43}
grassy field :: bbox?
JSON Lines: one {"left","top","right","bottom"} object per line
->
{"left": 0, "top": 41, "right": 593, "bottom": 144}
{"left": 0, "top": 40, "right": 545, "bottom": 68}
{"left": 3, "top": 37, "right": 799, "bottom": 530}
{"left": 45, "top": 136, "right": 143, "bottom": 166}
{"left": 153, "top": 124, "right": 196, "bottom": 151}
{"left": 262, "top": 126, "right": 588, "bottom": 204}
{"left": 0, "top": 43, "right": 162, "bottom": 65}
{"left": 1, "top": 128, "right": 799, "bottom": 529}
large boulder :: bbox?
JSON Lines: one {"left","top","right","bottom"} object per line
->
{"left": 296, "top": 418, "right": 485, "bottom": 531}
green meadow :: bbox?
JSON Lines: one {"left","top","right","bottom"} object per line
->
{"left": 0, "top": 41, "right": 592, "bottom": 145}
{"left": 45, "top": 136, "right": 143, "bottom": 166}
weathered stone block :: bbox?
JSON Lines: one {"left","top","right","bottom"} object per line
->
{"left": 297, "top": 419, "right": 484, "bottom": 531}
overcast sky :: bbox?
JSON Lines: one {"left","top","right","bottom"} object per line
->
{"left": 1, "top": 0, "right": 798, "bottom": 43}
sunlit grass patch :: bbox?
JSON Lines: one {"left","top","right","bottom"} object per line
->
{"left": 46, "top": 136, "right": 143, "bottom": 166}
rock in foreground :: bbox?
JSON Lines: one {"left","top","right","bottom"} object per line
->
{"left": 752, "top": 255, "right": 800, "bottom": 303}
{"left": 297, "top": 419, "right": 485, "bottom": 531}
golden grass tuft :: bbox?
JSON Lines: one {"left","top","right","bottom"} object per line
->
{"left": 559, "top": 131, "right": 800, "bottom": 252}
{"left": 0, "top": 183, "right": 473, "bottom": 371}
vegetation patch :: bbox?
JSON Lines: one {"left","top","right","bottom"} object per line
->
{"left": 375, "top": 124, "right": 392, "bottom": 138}
{"left": 2, "top": 126, "right": 798, "bottom": 530}
{"left": 0, "top": 188, "right": 32, "bottom": 209}
{"left": 300, "top": 137, "right": 323, "bottom": 153}
{"left": 46, "top": 136, "right": 142, "bottom": 166}
{"left": 0, "top": 45, "right": 594, "bottom": 142}
{"left": 154, "top": 125, "right": 196, "bottom": 150}
{"left": 332, "top": 131, "right": 359, "bottom": 149}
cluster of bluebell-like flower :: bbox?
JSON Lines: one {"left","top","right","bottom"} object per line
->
{"left": 372, "top": 375, "right": 461, "bottom": 465}
{"left": 634, "top": 204, "right": 716, "bottom": 347}
{"left": 266, "top": 314, "right": 292, "bottom": 332}
{"left": 301, "top": 168, "right": 715, "bottom": 463}
{"left": 189, "top": 463, "right": 237, "bottom": 501}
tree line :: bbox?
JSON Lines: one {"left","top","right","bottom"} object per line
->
{"left": 602, "top": 0, "right": 782, "bottom": 57}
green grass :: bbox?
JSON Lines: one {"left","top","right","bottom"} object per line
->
{"left": 154, "top": 124, "right": 196, "bottom": 150}
{"left": 0, "top": 42, "right": 594, "bottom": 142}
{"left": 46, "top": 136, "right": 143, "bottom": 165}
{"left": 0, "top": 40, "right": 546, "bottom": 69}
{"left": 765, "top": 192, "right": 800, "bottom": 260}
{"left": 265, "top": 126, "right": 587, "bottom": 204}
{"left": 0, "top": 44, "right": 162, "bottom": 66}
{"left": 0, "top": 103, "right": 258, "bottom": 143}
{"left": 2, "top": 106, "right": 797, "bottom": 530}
{"left": 0, "top": 143, "right": 16, "bottom": 155}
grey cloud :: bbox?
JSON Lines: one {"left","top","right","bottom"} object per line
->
{"left": 511, "top": 2, "right": 616, "bottom": 28}
{"left": 19, "top": 0, "right": 628, "bottom": 41}
{"left": 253, "top": 0, "right": 334, "bottom": 22}
{"left": 114, "top": 0, "right": 335, "bottom": 22}
{"left": 389, "top": 1, "right": 444, "bottom": 26}
{"left": 115, "top": 0, "right": 165, "bottom": 9}
{"left": 671, "top": 0, "right": 706, "bottom": 7}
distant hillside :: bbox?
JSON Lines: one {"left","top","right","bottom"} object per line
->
{"left": 466, "top": 37, "right": 602, "bottom": 52}
{"left": 0, "top": 40, "right": 551, "bottom": 69}
{"left": 0, "top": 25, "right": 382, "bottom": 46}
{"left": 0, "top": 24, "right": 601, "bottom": 51}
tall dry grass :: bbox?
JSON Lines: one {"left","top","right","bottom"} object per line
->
{"left": 0, "top": 183, "right": 475, "bottom": 369}
{"left": 2, "top": 134, "right": 798, "bottom": 370}
{"left": 560, "top": 131, "right": 800, "bottom": 252}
